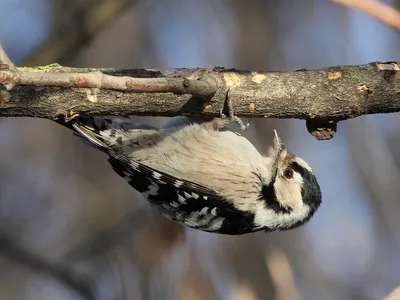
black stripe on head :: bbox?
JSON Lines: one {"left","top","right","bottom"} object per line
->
{"left": 258, "top": 146, "right": 294, "bottom": 214}
{"left": 255, "top": 168, "right": 292, "bottom": 214}
{"left": 262, "top": 161, "right": 322, "bottom": 232}
{"left": 260, "top": 184, "right": 292, "bottom": 214}
{"left": 290, "top": 161, "right": 322, "bottom": 212}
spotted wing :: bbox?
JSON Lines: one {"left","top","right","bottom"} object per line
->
{"left": 108, "top": 154, "right": 256, "bottom": 234}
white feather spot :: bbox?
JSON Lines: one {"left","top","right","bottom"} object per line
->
{"left": 130, "top": 161, "right": 139, "bottom": 171}
{"left": 183, "top": 191, "right": 191, "bottom": 198}
{"left": 178, "top": 194, "right": 186, "bottom": 204}
{"left": 183, "top": 213, "right": 202, "bottom": 227}
{"left": 191, "top": 192, "right": 199, "bottom": 199}
{"left": 182, "top": 212, "right": 224, "bottom": 231}
{"left": 211, "top": 207, "right": 217, "bottom": 216}
{"left": 174, "top": 180, "right": 184, "bottom": 188}
{"left": 170, "top": 202, "right": 179, "bottom": 208}
{"left": 206, "top": 217, "right": 224, "bottom": 231}
{"left": 100, "top": 129, "right": 112, "bottom": 137}
{"left": 203, "top": 196, "right": 208, "bottom": 200}
{"left": 200, "top": 207, "right": 209, "bottom": 214}
{"left": 152, "top": 171, "right": 162, "bottom": 180}
{"left": 141, "top": 184, "right": 159, "bottom": 199}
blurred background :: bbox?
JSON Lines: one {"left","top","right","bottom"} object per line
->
{"left": 0, "top": 0, "right": 399, "bottom": 299}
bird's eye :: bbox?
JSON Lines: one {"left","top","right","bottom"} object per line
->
{"left": 283, "top": 167, "right": 294, "bottom": 179}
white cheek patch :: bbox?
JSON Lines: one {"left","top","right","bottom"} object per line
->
{"left": 251, "top": 168, "right": 310, "bottom": 229}
{"left": 253, "top": 201, "right": 311, "bottom": 229}
{"left": 274, "top": 178, "right": 302, "bottom": 210}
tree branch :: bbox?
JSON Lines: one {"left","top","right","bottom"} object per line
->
{"left": 0, "top": 42, "right": 399, "bottom": 140}
{"left": 0, "top": 66, "right": 217, "bottom": 98}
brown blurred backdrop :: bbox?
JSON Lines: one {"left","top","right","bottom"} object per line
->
{"left": 0, "top": 1, "right": 399, "bottom": 299}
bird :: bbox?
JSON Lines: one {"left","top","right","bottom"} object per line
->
{"left": 57, "top": 114, "right": 322, "bottom": 235}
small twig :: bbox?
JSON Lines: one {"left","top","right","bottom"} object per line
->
{"left": 266, "top": 250, "right": 299, "bottom": 300}
{"left": 0, "top": 42, "right": 16, "bottom": 71}
{"left": 331, "top": 0, "right": 400, "bottom": 31}
{"left": 0, "top": 70, "right": 217, "bottom": 98}
{"left": 385, "top": 286, "right": 400, "bottom": 300}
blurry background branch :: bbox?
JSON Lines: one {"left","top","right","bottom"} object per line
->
{"left": 385, "top": 286, "right": 400, "bottom": 300}
{"left": 19, "top": 0, "right": 398, "bottom": 69}
{"left": 1, "top": 42, "right": 399, "bottom": 140}
{"left": 22, "top": 0, "right": 137, "bottom": 66}
{"left": 1, "top": 1, "right": 399, "bottom": 299}
{"left": 0, "top": 235, "right": 93, "bottom": 299}
{"left": 331, "top": 0, "right": 400, "bottom": 30}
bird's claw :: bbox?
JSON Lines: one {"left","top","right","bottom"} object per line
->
{"left": 220, "top": 88, "right": 251, "bottom": 131}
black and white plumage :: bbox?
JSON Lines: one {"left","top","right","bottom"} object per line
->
{"left": 61, "top": 116, "right": 322, "bottom": 235}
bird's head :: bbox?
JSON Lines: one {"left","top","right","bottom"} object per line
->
{"left": 258, "top": 130, "right": 322, "bottom": 231}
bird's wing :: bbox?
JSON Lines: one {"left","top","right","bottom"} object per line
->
{"left": 108, "top": 153, "right": 256, "bottom": 234}
{"left": 109, "top": 152, "right": 220, "bottom": 198}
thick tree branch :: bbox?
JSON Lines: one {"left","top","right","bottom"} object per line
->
{"left": 0, "top": 43, "right": 399, "bottom": 140}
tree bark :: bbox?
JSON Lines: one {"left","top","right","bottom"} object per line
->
{"left": 0, "top": 61, "right": 399, "bottom": 140}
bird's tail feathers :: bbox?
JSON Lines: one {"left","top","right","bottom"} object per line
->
{"left": 57, "top": 115, "right": 161, "bottom": 153}
{"left": 72, "top": 122, "right": 110, "bottom": 152}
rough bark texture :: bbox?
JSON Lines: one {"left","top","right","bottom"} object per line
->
{"left": 0, "top": 62, "right": 399, "bottom": 140}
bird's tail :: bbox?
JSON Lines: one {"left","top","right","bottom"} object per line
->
{"left": 72, "top": 121, "right": 110, "bottom": 151}
{"left": 55, "top": 115, "right": 113, "bottom": 152}
{"left": 56, "top": 115, "right": 160, "bottom": 153}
